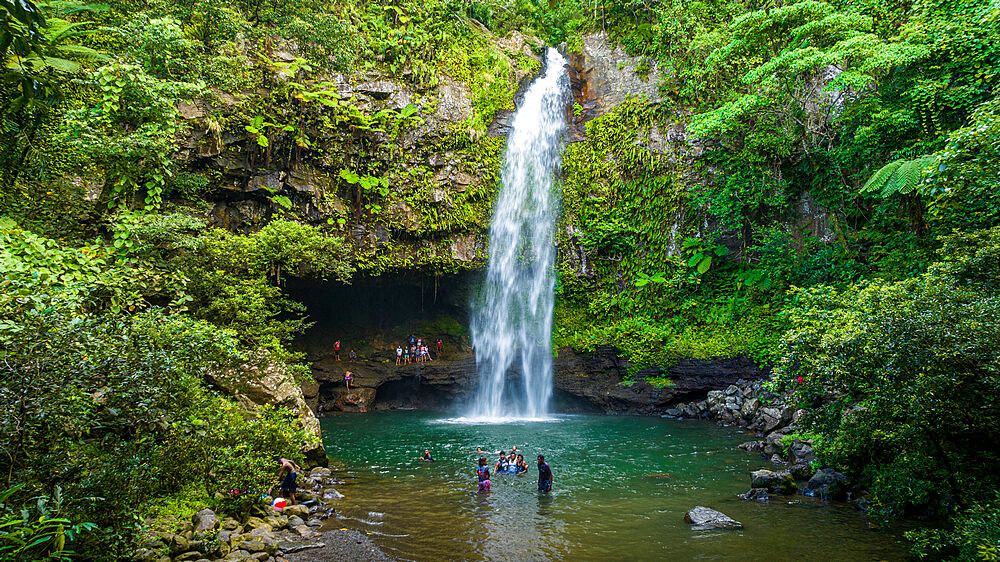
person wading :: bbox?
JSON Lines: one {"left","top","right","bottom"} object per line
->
{"left": 537, "top": 454, "right": 553, "bottom": 493}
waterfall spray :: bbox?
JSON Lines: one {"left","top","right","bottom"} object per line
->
{"left": 468, "top": 48, "right": 569, "bottom": 421}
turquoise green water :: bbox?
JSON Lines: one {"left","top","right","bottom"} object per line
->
{"left": 319, "top": 412, "right": 905, "bottom": 561}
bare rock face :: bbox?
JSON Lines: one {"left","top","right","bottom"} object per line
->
{"left": 436, "top": 78, "right": 474, "bottom": 122}
{"left": 580, "top": 32, "right": 662, "bottom": 112}
{"left": 552, "top": 346, "right": 768, "bottom": 415}
{"left": 207, "top": 354, "right": 327, "bottom": 465}
{"left": 306, "top": 347, "right": 765, "bottom": 416}
{"left": 684, "top": 506, "right": 743, "bottom": 530}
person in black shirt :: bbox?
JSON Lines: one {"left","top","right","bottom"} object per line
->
{"left": 537, "top": 454, "right": 553, "bottom": 493}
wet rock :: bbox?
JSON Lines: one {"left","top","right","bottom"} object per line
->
{"left": 738, "top": 440, "right": 764, "bottom": 453}
{"left": 805, "top": 468, "right": 850, "bottom": 500}
{"left": 789, "top": 439, "right": 817, "bottom": 465}
{"left": 739, "top": 488, "right": 770, "bottom": 502}
{"left": 770, "top": 454, "right": 784, "bottom": 465}
{"left": 684, "top": 506, "right": 743, "bottom": 530}
{"left": 750, "top": 469, "right": 797, "bottom": 495}
{"left": 789, "top": 462, "right": 814, "bottom": 481}
{"left": 247, "top": 171, "right": 284, "bottom": 192}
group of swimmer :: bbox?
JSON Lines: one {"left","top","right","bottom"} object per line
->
{"left": 474, "top": 446, "right": 553, "bottom": 494}
{"left": 417, "top": 445, "right": 554, "bottom": 494}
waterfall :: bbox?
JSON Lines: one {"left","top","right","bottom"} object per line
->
{"left": 468, "top": 48, "right": 569, "bottom": 421}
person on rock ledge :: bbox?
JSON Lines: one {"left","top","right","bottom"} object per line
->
{"left": 349, "top": 349, "right": 357, "bottom": 361}
{"left": 344, "top": 370, "right": 354, "bottom": 390}
{"left": 334, "top": 339, "right": 341, "bottom": 361}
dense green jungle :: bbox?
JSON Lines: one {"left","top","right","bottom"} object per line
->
{"left": 2, "top": 0, "right": 1000, "bottom": 559}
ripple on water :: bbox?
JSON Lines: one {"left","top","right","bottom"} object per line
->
{"left": 320, "top": 411, "right": 908, "bottom": 561}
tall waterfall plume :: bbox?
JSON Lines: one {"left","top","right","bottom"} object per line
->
{"left": 468, "top": 48, "right": 569, "bottom": 421}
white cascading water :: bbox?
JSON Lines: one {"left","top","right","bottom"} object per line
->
{"left": 467, "top": 48, "right": 569, "bottom": 422}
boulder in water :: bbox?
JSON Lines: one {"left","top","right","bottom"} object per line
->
{"left": 805, "top": 468, "right": 850, "bottom": 500}
{"left": 750, "top": 469, "right": 797, "bottom": 494}
{"left": 684, "top": 506, "right": 743, "bottom": 530}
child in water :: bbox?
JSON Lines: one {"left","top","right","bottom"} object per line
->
{"left": 477, "top": 457, "right": 490, "bottom": 493}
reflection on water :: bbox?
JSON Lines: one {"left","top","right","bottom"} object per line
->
{"left": 320, "top": 412, "right": 905, "bottom": 561}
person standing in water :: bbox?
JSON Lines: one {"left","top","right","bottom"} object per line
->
{"left": 537, "top": 455, "right": 553, "bottom": 493}
{"left": 419, "top": 448, "right": 434, "bottom": 462}
{"left": 494, "top": 451, "right": 508, "bottom": 474}
{"left": 477, "top": 457, "right": 491, "bottom": 493}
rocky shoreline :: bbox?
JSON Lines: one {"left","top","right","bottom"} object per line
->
{"left": 135, "top": 468, "right": 389, "bottom": 562}
{"left": 669, "top": 380, "right": 856, "bottom": 506}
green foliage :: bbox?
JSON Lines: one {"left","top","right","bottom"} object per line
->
{"left": 0, "top": 484, "right": 97, "bottom": 560}
{"left": 861, "top": 155, "right": 935, "bottom": 198}
{"left": 906, "top": 493, "right": 1000, "bottom": 560}
{"left": 774, "top": 227, "right": 1000, "bottom": 524}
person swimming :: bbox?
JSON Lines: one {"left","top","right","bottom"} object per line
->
{"left": 515, "top": 454, "right": 527, "bottom": 474}
{"left": 506, "top": 452, "right": 518, "bottom": 473}
{"left": 477, "top": 457, "right": 491, "bottom": 493}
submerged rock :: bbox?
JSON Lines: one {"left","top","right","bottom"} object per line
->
{"left": 684, "top": 506, "right": 743, "bottom": 530}
{"left": 739, "top": 488, "right": 770, "bottom": 502}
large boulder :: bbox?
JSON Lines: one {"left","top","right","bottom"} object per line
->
{"left": 191, "top": 509, "right": 220, "bottom": 533}
{"left": 684, "top": 506, "right": 743, "bottom": 530}
{"left": 805, "top": 468, "right": 850, "bottom": 500}
{"left": 206, "top": 355, "right": 326, "bottom": 466}
{"left": 750, "top": 469, "right": 797, "bottom": 495}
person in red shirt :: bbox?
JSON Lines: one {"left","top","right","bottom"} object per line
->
{"left": 334, "top": 340, "right": 341, "bottom": 360}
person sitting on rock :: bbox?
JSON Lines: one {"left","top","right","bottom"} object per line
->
{"left": 270, "top": 456, "right": 302, "bottom": 505}
{"left": 349, "top": 349, "right": 357, "bottom": 361}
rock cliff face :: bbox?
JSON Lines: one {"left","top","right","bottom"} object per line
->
{"left": 305, "top": 346, "right": 767, "bottom": 415}
{"left": 207, "top": 355, "right": 327, "bottom": 465}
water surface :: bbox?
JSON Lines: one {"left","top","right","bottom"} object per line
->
{"left": 320, "top": 412, "right": 904, "bottom": 561}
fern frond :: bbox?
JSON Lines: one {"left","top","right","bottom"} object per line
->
{"left": 863, "top": 155, "right": 934, "bottom": 198}
{"left": 861, "top": 160, "right": 903, "bottom": 193}
{"left": 54, "top": 44, "right": 107, "bottom": 60}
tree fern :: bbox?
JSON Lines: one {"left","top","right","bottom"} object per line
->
{"left": 861, "top": 155, "right": 935, "bottom": 198}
